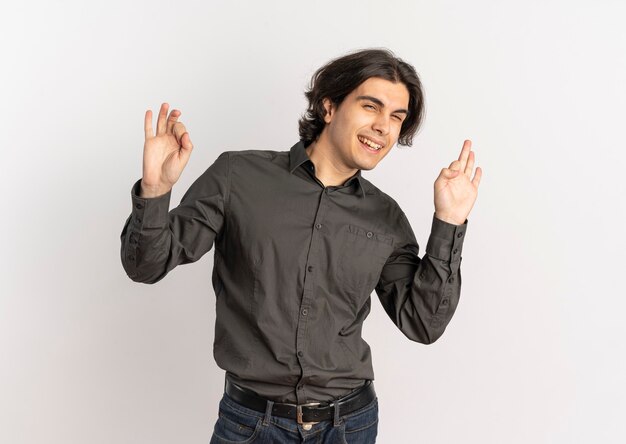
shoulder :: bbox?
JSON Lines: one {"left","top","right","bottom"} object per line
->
{"left": 228, "top": 146, "right": 292, "bottom": 172}
{"left": 224, "top": 148, "right": 285, "bottom": 161}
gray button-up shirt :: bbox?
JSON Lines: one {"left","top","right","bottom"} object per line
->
{"left": 120, "top": 140, "right": 468, "bottom": 404}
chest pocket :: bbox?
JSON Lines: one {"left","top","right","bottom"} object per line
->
{"left": 337, "top": 224, "right": 394, "bottom": 296}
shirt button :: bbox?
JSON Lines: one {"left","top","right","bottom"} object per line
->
{"left": 307, "top": 265, "right": 313, "bottom": 272}
{"left": 441, "top": 299, "right": 449, "bottom": 306}
{"left": 301, "top": 308, "right": 308, "bottom": 316}
{"left": 297, "top": 385, "right": 304, "bottom": 390}
{"left": 453, "top": 249, "right": 458, "bottom": 254}
{"left": 136, "top": 217, "right": 142, "bottom": 224}
{"left": 419, "top": 273, "right": 425, "bottom": 280}
{"left": 135, "top": 203, "right": 143, "bottom": 210}
{"left": 457, "top": 232, "right": 464, "bottom": 238}
{"left": 448, "top": 277, "right": 454, "bottom": 283}
{"left": 298, "top": 351, "right": 304, "bottom": 357}
{"left": 315, "top": 223, "right": 322, "bottom": 229}
{"left": 366, "top": 231, "right": 373, "bottom": 238}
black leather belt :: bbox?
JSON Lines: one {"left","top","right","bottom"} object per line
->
{"left": 224, "top": 379, "right": 376, "bottom": 424}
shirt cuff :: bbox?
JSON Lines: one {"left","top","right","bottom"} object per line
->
{"left": 425, "top": 212, "right": 467, "bottom": 262}
{"left": 130, "top": 178, "right": 172, "bottom": 229}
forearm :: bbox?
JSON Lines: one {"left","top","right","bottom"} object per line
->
{"left": 375, "top": 213, "right": 467, "bottom": 344}
{"left": 120, "top": 179, "right": 176, "bottom": 284}
{"left": 120, "top": 152, "right": 230, "bottom": 284}
{"left": 409, "top": 252, "right": 462, "bottom": 343}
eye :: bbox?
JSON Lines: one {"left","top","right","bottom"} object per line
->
{"left": 364, "top": 104, "right": 376, "bottom": 110}
{"left": 393, "top": 115, "right": 402, "bottom": 121}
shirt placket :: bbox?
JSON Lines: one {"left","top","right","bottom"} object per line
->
{"left": 294, "top": 184, "right": 333, "bottom": 404}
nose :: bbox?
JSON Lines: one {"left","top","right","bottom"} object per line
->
{"left": 372, "top": 113, "right": 390, "bottom": 136}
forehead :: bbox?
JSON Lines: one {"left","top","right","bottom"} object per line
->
{"left": 350, "top": 77, "right": 410, "bottom": 107}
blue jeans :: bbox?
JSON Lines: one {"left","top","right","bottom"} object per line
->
{"left": 209, "top": 391, "right": 379, "bottom": 443}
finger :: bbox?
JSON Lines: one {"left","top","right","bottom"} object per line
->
{"left": 166, "top": 109, "right": 181, "bottom": 134}
{"left": 472, "top": 166, "right": 482, "bottom": 188}
{"left": 464, "top": 150, "right": 475, "bottom": 177}
{"left": 156, "top": 102, "right": 169, "bottom": 135}
{"left": 144, "top": 109, "right": 153, "bottom": 139}
{"left": 458, "top": 139, "right": 471, "bottom": 171}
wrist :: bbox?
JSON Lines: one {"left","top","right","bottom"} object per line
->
{"left": 140, "top": 180, "right": 172, "bottom": 198}
{"left": 434, "top": 212, "right": 465, "bottom": 225}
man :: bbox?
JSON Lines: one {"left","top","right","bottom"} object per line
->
{"left": 120, "top": 48, "right": 481, "bottom": 443}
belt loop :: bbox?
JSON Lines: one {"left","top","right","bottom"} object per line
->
{"left": 333, "top": 400, "right": 342, "bottom": 427}
{"left": 263, "top": 399, "right": 274, "bottom": 426}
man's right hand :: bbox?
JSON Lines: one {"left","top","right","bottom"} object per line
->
{"left": 140, "top": 102, "right": 194, "bottom": 198}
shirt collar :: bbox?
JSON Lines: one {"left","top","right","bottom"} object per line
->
{"left": 288, "top": 140, "right": 366, "bottom": 199}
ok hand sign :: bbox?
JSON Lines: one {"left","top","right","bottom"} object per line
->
{"left": 140, "top": 102, "right": 194, "bottom": 198}
{"left": 433, "top": 140, "right": 482, "bottom": 225}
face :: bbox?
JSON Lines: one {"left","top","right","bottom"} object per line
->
{"left": 321, "top": 76, "right": 410, "bottom": 172}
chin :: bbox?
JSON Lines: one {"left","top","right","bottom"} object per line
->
{"left": 359, "top": 163, "right": 377, "bottom": 171}
{"left": 354, "top": 159, "right": 378, "bottom": 171}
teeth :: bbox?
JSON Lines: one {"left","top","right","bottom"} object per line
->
{"left": 359, "top": 136, "right": 382, "bottom": 150}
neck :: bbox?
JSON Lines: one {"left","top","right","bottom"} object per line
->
{"left": 305, "top": 134, "right": 358, "bottom": 187}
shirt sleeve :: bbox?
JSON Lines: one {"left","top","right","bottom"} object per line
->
{"left": 374, "top": 211, "right": 468, "bottom": 344}
{"left": 120, "top": 151, "right": 231, "bottom": 284}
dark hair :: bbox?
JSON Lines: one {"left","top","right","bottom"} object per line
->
{"left": 298, "top": 47, "right": 425, "bottom": 148}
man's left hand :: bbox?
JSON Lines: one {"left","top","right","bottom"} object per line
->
{"left": 433, "top": 139, "right": 482, "bottom": 225}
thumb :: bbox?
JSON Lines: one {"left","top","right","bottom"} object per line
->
{"left": 180, "top": 132, "right": 193, "bottom": 151}
{"left": 176, "top": 133, "right": 193, "bottom": 165}
{"left": 444, "top": 168, "right": 460, "bottom": 178}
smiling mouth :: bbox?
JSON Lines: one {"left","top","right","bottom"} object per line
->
{"left": 358, "top": 136, "right": 383, "bottom": 154}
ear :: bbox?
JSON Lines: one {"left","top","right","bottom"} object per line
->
{"left": 322, "top": 98, "right": 335, "bottom": 123}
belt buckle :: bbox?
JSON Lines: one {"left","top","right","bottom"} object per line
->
{"left": 296, "top": 402, "right": 321, "bottom": 425}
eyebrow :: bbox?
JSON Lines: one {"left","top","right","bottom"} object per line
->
{"left": 356, "top": 95, "right": 408, "bottom": 114}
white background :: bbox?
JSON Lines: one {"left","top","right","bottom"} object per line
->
{"left": 1, "top": 1, "right": 625, "bottom": 443}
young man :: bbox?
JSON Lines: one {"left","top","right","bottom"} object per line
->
{"left": 120, "top": 48, "right": 481, "bottom": 443}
